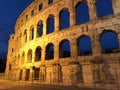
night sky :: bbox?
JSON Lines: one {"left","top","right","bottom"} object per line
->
{"left": 0, "top": 0, "right": 33, "bottom": 58}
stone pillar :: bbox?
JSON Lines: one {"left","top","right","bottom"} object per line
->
{"left": 82, "top": 64, "right": 94, "bottom": 85}
{"left": 91, "top": 30, "right": 101, "bottom": 56}
{"left": 70, "top": 2, "right": 75, "bottom": 26}
{"left": 88, "top": 0, "right": 97, "bottom": 20}
{"left": 30, "top": 67, "right": 33, "bottom": 81}
{"left": 54, "top": 41, "right": 59, "bottom": 61}
{"left": 43, "top": 20, "right": 46, "bottom": 35}
{"left": 112, "top": 0, "right": 120, "bottom": 14}
{"left": 118, "top": 33, "right": 120, "bottom": 50}
{"left": 34, "top": 24, "right": 37, "bottom": 39}
{"left": 22, "top": 68, "right": 26, "bottom": 81}
{"left": 69, "top": 63, "right": 83, "bottom": 85}
{"left": 40, "top": 66, "right": 46, "bottom": 82}
{"left": 16, "top": 69, "right": 20, "bottom": 81}
{"left": 41, "top": 45, "right": 45, "bottom": 62}
{"left": 70, "top": 38, "right": 78, "bottom": 60}
{"left": 55, "top": 14, "right": 59, "bottom": 31}
{"left": 52, "top": 64, "right": 62, "bottom": 84}
{"left": 32, "top": 51, "right": 35, "bottom": 63}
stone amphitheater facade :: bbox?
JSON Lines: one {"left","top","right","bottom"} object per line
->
{"left": 5, "top": 0, "right": 120, "bottom": 87}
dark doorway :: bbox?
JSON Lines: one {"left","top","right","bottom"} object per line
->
{"left": 26, "top": 69, "right": 30, "bottom": 81}
{"left": 34, "top": 68, "right": 40, "bottom": 80}
{"left": 19, "top": 70, "right": 23, "bottom": 80}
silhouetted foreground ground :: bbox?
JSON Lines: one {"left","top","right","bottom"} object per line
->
{"left": 0, "top": 81, "right": 118, "bottom": 90}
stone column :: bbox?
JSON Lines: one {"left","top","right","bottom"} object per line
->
{"left": 30, "top": 67, "right": 33, "bottom": 81}
{"left": 41, "top": 45, "right": 45, "bottom": 62}
{"left": 88, "top": 0, "right": 97, "bottom": 20}
{"left": 91, "top": 29, "right": 102, "bottom": 56}
{"left": 43, "top": 20, "right": 47, "bottom": 35}
{"left": 22, "top": 68, "right": 26, "bottom": 81}
{"left": 34, "top": 24, "right": 37, "bottom": 39}
{"left": 54, "top": 41, "right": 59, "bottom": 61}
{"left": 32, "top": 51, "right": 35, "bottom": 63}
{"left": 118, "top": 33, "right": 120, "bottom": 50}
{"left": 54, "top": 14, "right": 59, "bottom": 31}
{"left": 70, "top": 38, "right": 78, "bottom": 60}
{"left": 70, "top": 1, "right": 75, "bottom": 26}
{"left": 112, "top": 0, "right": 120, "bottom": 15}
{"left": 82, "top": 64, "right": 94, "bottom": 85}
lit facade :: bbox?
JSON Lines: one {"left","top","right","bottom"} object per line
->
{"left": 6, "top": 0, "right": 120, "bottom": 87}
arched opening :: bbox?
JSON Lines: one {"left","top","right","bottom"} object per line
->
{"left": 75, "top": 1, "right": 90, "bottom": 25}
{"left": 48, "top": 0, "right": 53, "bottom": 4}
{"left": 24, "top": 30, "right": 27, "bottom": 43}
{"left": 37, "top": 21, "right": 43, "bottom": 37}
{"left": 59, "top": 40, "right": 71, "bottom": 58}
{"left": 46, "top": 15, "right": 54, "bottom": 34}
{"left": 35, "top": 46, "right": 42, "bottom": 61}
{"left": 45, "top": 43, "right": 54, "bottom": 60}
{"left": 77, "top": 35, "right": 92, "bottom": 56}
{"left": 29, "top": 26, "right": 34, "bottom": 40}
{"left": 27, "top": 49, "right": 32, "bottom": 63}
{"left": 96, "top": 0, "right": 114, "bottom": 18}
{"left": 100, "top": 31, "right": 119, "bottom": 53}
{"left": 59, "top": 8, "right": 70, "bottom": 30}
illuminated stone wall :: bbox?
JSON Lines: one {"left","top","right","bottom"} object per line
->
{"left": 5, "top": 0, "right": 120, "bottom": 87}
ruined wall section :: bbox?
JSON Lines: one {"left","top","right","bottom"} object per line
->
{"left": 5, "top": 0, "right": 120, "bottom": 86}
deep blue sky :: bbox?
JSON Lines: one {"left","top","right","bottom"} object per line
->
{"left": 0, "top": 0, "right": 33, "bottom": 58}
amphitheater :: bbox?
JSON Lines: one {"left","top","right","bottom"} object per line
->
{"left": 5, "top": 0, "right": 120, "bottom": 88}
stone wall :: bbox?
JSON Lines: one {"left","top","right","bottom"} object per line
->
{"left": 5, "top": 0, "right": 120, "bottom": 88}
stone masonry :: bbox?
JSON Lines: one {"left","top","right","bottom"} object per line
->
{"left": 5, "top": 0, "right": 120, "bottom": 88}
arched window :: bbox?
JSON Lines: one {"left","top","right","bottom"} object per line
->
{"left": 100, "top": 31, "right": 119, "bottom": 53}
{"left": 59, "top": 9, "right": 70, "bottom": 30}
{"left": 37, "top": 21, "right": 43, "bottom": 37}
{"left": 48, "top": 0, "right": 53, "bottom": 4}
{"left": 24, "top": 30, "right": 27, "bottom": 43}
{"left": 96, "top": 0, "right": 114, "bottom": 18}
{"left": 27, "top": 49, "right": 32, "bottom": 63}
{"left": 21, "top": 52, "right": 25, "bottom": 64}
{"left": 29, "top": 26, "right": 34, "bottom": 40}
{"left": 35, "top": 46, "right": 42, "bottom": 61}
{"left": 59, "top": 40, "right": 71, "bottom": 58}
{"left": 77, "top": 35, "right": 92, "bottom": 56}
{"left": 46, "top": 15, "right": 54, "bottom": 34}
{"left": 45, "top": 43, "right": 54, "bottom": 60}
{"left": 75, "top": 1, "right": 90, "bottom": 25}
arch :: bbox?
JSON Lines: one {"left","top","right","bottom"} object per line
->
{"left": 46, "top": 15, "right": 54, "bottom": 34}
{"left": 48, "top": 0, "right": 53, "bottom": 4}
{"left": 45, "top": 43, "right": 54, "bottom": 60}
{"left": 35, "top": 46, "right": 42, "bottom": 61}
{"left": 75, "top": 1, "right": 90, "bottom": 25}
{"left": 77, "top": 35, "right": 92, "bottom": 56}
{"left": 29, "top": 26, "right": 34, "bottom": 40}
{"left": 100, "top": 30, "right": 119, "bottom": 53}
{"left": 24, "top": 29, "right": 27, "bottom": 43}
{"left": 96, "top": 0, "right": 114, "bottom": 18}
{"left": 27, "top": 49, "right": 32, "bottom": 63}
{"left": 37, "top": 21, "right": 43, "bottom": 37}
{"left": 59, "top": 39, "right": 71, "bottom": 58}
{"left": 59, "top": 8, "right": 70, "bottom": 30}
